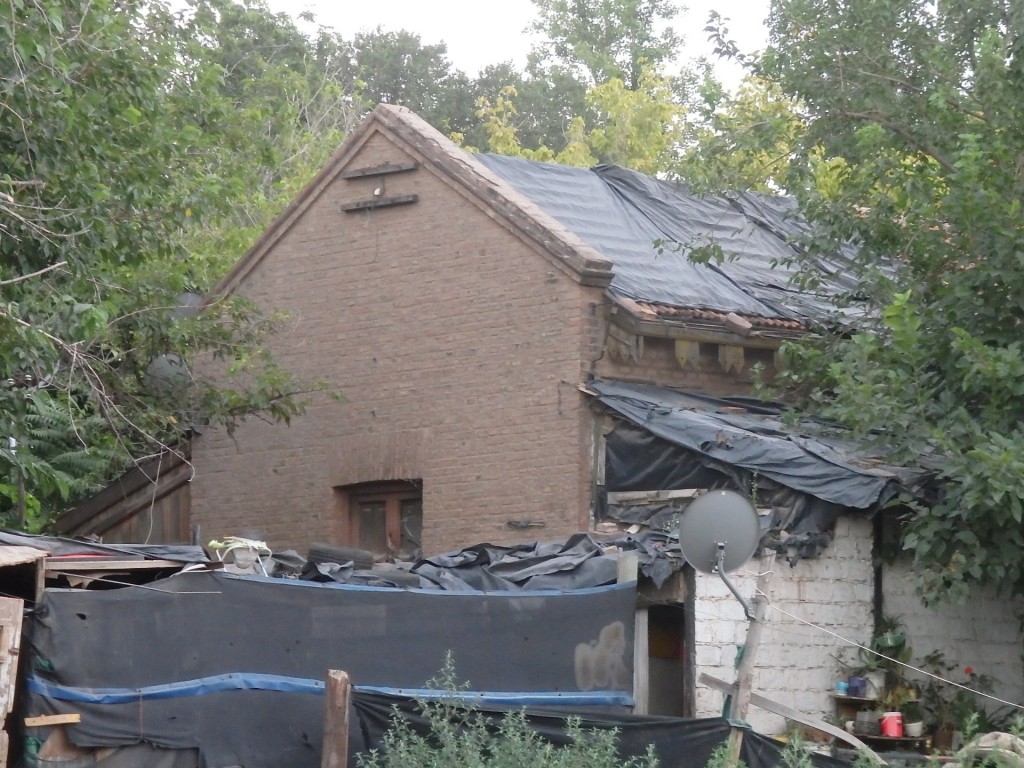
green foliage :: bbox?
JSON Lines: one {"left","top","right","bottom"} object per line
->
{"left": 357, "top": 656, "right": 658, "bottom": 768}
{"left": 460, "top": 61, "right": 589, "bottom": 154}
{"left": 682, "top": 76, "right": 805, "bottom": 193}
{"left": 0, "top": 0, "right": 336, "bottom": 525}
{"left": 346, "top": 27, "right": 475, "bottom": 137}
{"left": 528, "top": 0, "right": 683, "bottom": 88}
{"left": 778, "top": 734, "right": 815, "bottom": 768}
{"left": 464, "top": 64, "right": 687, "bottom": 175}
{"left": 702, "top": 742, "right": 745, "bottom": 768}
{"left": 917, "top": 652, "right": 996, "bottom": 731}
{"left": 756, "top": 0, "right": 1024, "bottom": 603}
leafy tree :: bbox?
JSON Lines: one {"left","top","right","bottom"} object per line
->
{"left": 174, "top": 0, "right": 362, "bottom": 267}
{"left": 585, "top": 65, "right": 687, "bottom": 174}
{"left": 753, "top": 0, "right": 1024, "bottom": 602}
{"left": 465, "top": 64, "right": 686, "bottom": 176}
{"left": 347, "top": 28, "right": 476, "bottom": 137}
{"left": 528, "top": 0, "right": 683, "bottom": 88}
{"left": 0, "top": 0, "right": 320, "bottom": 526}
{"left": 462, "top": 61, "right": 589, "bottom": 153}
{"left": 681, "top": 75, "right": 805, "bottom": 193}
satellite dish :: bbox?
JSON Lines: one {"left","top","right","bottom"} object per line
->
{"left": 678, "top": 489, "right": 760, "bottom": 574}
{"left": 678, "top": 489, "right": 761, "bottom": 619}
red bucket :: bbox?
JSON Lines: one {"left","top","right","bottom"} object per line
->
{"left": 880, "top": 711, "right": 903, "bottom": 737}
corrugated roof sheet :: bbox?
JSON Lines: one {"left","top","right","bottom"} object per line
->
{"left": 478, "top": 156, "right": 870, "bottom": 327}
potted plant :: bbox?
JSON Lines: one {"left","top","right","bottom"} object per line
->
{"left": 918, "top": 651, "right": 992, "bottom": 750}
{"left": 901, "top": 699, "right": 924, "bottom": 738}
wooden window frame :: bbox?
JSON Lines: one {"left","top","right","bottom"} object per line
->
{"left": 334, "top": 481, "right": 422, "bottom": 556}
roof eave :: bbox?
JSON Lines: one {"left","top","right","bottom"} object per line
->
{"left": 608, "top": 298, "right": 809, "bottom": 348}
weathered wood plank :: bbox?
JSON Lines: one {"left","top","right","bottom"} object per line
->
{"left": 24, "top": 714, "right": 82, "bottom": 727}
{"left": 321, "top": 670, "right": 350, "bottom": 768}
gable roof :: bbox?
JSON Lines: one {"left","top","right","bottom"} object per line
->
{"left": 478, "top": 156, "right": 866, "bottom": 329}
{"left": 216, "top": 104, "right": 615, "bottom": 297}
{"left": 218, "top": 104, "right": 865, "bottom": 332}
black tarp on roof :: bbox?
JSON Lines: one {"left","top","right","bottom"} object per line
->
{"left": 590, "top": 379, "right": 928, "bottom": 512}
{"left": 478, "top": 155, "right": 873, "bottom": 325}
{"left": 408, "top": 532, "right": 676, "bottom": 590}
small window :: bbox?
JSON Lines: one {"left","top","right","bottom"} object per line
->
{"left": 336, "top": 481, "right": 422, "bottom": 558}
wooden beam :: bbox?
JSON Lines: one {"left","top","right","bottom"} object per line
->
{"left": 633, "top": 608, "right": 649, "bottom": 715}
{"left": 321, "top": 670, "right": 350, "bottom": 768}
{"left": 44, "top": 559, "right": 184, "bottom": 573}
{"left": 610, "top": 310, "right": 801, "bottom": 347}
{"left": 25, "top": 714, "right": 81, "bottom": 727}
{"left": 340, "top": 194, "right": 418, "bottom": 212}
{"left": 341, "top": 161, "right": 418, "bottom": 179}
{"left": 607, "top": 489, "right": 701, "bottom": 504}
{"left": 699, "top": 673, "right": 885, "bottom": 763}
{"left": 56, "top": 450, "right": 189, "bottom": 534}
{"left": 637, "top": 570, "right": 688, "bottom": 606}
{"left": 617, "top": 552, "right": 639, "bottom": 584}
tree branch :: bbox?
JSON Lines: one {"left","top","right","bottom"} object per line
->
{"left": 0, "top": 261, "right": 67, "bottom": 286}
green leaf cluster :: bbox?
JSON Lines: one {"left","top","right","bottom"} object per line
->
{"left": 0, "top": 0, "right": 343, "bottom": 526}
{"left": 755, "top": 0, "right": 1024, "bottom": 602}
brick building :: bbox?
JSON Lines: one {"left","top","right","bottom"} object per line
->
{"left": 62, "top": 104, "right": 1024, "bottom": 732}
{"left": 189, "top": 104, "right": 854, "bottom": 556}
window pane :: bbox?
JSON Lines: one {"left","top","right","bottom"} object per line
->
{"left": 399, "top": 498, "right": 423, "bottom": 557}
{"left": 356, "top": 500, "right": 387, "bottom": 553}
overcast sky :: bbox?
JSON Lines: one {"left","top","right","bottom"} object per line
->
{"left": 263, "top": 0, "right": 770, "bottom": 88}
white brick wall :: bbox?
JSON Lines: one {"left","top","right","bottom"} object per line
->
{"left": 883, "top": 558, "right": 1024, "bottom": 713}
{"left": 692, "top": 517, "right": 1024, "bottom": 735}
{"left": 694, "top": 517, "right": 875, "bottom": 733}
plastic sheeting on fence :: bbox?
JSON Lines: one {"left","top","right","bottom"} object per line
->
{"left": 26, "top": 570, "right": 637, "bottom": 767}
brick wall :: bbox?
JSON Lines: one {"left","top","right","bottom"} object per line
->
{"left": 191, "top": 129, "right": 607, "bottom": 554}
{"left": 594, "top": 335, "right": 761, "bottom": 397}
{"left": 883, "top": 557, "right": 1024, "bottom": 716}
{"left": 693, "top": 516, "right": 876, "bottom": 733}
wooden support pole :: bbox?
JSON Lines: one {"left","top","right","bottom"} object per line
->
{"left": 321, "top": 670, "right": 350, "bottom": 768}
{"left": 726, "top": 550, "right": 776, "bottom": 764}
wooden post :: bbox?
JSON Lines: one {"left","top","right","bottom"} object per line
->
{"left": 321, "top": 670, "right": 350, "bottom": 768}
{"left": 726, "top": 550, "right": 776, "bottom": 764}
{"left": 633, "top": 607, "right": 649, "bottom": 715}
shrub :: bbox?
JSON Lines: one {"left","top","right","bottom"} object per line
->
{"left": 357, "top": 656, "right": 658, "bottom": 768}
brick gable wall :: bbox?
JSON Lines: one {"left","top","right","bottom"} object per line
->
{"left": 191, "top": 131, "right": 607, "bottom": 554}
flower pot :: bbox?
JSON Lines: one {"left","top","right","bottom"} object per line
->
{"left": 933, "top": 725, "right": 955, "bottom": 750}
{"left": 865, "top": 671, "right": 886, "bottom": 699}
{"left": 904, "top": 721, "right": 924, "bottom": 738}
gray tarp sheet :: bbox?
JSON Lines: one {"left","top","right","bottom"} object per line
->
{"left": 27, "top": 571, "right": 636, "bottom": 767}
{"left": 0, "top": 531, "right": 207, "bottom": 562}
{"left": 478, "top": 155, "right": 868, "bottom": 324}
{"left": 590, "top": 379, "right": 926, "bottom": 510}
